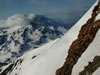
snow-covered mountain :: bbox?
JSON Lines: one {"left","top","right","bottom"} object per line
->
{"left": 0, "top": 14, "right": 67, "bottom": 68}
{"left": 1, "top": 0, "right": 100, "bottom": 75}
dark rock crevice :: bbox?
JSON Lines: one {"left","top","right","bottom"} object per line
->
{"left": 56, "top": 1, "right": 100, "bottom": 75}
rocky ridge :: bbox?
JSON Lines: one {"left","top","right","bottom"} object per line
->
{"left": 56, "top": 0, "right": 100, "bottom": 75}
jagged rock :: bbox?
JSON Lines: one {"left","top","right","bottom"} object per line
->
{"left": 79, "top": 56, "right": 100, "bottom": 75}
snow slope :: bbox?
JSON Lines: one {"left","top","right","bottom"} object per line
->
{"left": 1, "top": 0, "right": 100, "bottom": 75}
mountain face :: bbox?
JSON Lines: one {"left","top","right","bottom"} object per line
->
{"left": 0, "top": 14, "right": 67, "bottom": 68}
{"left": 1, "top": 0, "right": 100, "bottom": 75}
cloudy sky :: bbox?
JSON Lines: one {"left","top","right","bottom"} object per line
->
{"left": 0, "top": 0, "right": 96, "bottom": 26}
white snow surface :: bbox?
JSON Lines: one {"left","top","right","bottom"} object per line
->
{"left": 3, "top": 0, "right": 100, "bottom": 75}
{"left": 96, "top": 13, "right": 100, "bottom": 21}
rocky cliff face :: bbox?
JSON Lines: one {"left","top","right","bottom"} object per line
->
{"left": 56, "top": 1, "right": 100, "bottom": 75}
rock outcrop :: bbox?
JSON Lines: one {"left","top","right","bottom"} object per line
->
{"left": 79, "top": 56, "right": 100, "bottom": 75}
{"left": 56, "top": 1, "right": 100, "bottom": 75}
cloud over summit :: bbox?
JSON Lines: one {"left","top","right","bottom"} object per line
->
{"left": 0, "top": 14, "right": 36, "bottom": 28}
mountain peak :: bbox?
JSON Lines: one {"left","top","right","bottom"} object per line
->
{"left": 0, "top": 14, "right": 67, "bottom": 68}
{"left": 1, "top": 0, "right": 100, "bottom": 75}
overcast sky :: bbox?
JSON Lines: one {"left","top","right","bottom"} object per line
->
{"left": 0, "top": 0, "right": 96, "bottom": 25}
